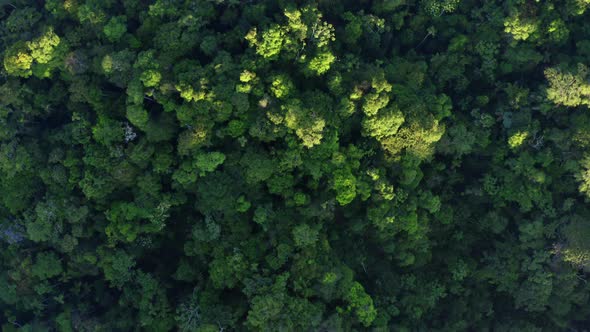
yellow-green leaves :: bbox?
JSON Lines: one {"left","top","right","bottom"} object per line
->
{"left": 246, "top": 25, "right": 285, "bottom": 59}
{"left": 545, "top": 64, "right": 590, "bottom": 107}
{"left": 333, "top": 168, "right": 357, "bottom": 205}
{"left": 177, "top": 126, "right": 209, "bottom": 155}
{"left": 504, "top": 14, "right": 538, "bottom": 41}
{"left": 306, "top": 50, "right": 335, "bottom": 76}
{"left": 3, "top": 27, "right": 61, "bottom": 78}
{"left": 382, "top": 119, "right": 445, "bottom": 159}
{"left": 547, "top": 19, "right": 569, "bottom": 43}
{"left": 362, "top": 106, "right": 405, "bottom": 140}
{"left": 345, "top": 282, "right": 377, "bottom": 327}
{"left": 283, "top": 99, "right": 326, "bottom": 148}
{"left": 358, "top": 73, "right": 406, "bottom": 147}
{"left": 176, "top": 82, "right": 207, "bottom": 102}
{"left": 3, "top": 42, "right": 33, "bottom": 77}
{"left": 237, "top": 70, "right": 258, "bottom": 93}
{"left": 28, "top": 28, "right": 60, "bottom": 64}
{"left": 572, "top": 0, "right": 590, "bottom": 15}
{"left": 422, "top": 0, "right": 461, "bottom": 16}
{"left": 258, "top": 26, "right": 286, "bottom": 59}
{"left": 240, "top": 70, "right": 257, "bottom": 83}
{"left": 361, "top": 72, "right": 393, "bottom": 116}
{"left": 140, "top": 69, "right": 162, "bottom": 88}
{"left": 245, "top": 5, "right": 336, "bottom": 75}
{"left": 270, "top": 74, "right": 295, "bottom": 99}
{"left": 559, "top": 217, "right": 590, "bottom": 270}
{"left": 508, "top": 131, "right": 529, "bottom": 149}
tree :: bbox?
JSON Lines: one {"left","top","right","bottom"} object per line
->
{"left": 4, "top": 0, "right": 590, "bottom": 330}
{"left": 545, "top": 64, "right": 590, "bottom": 107}
{"left": 103, "top": 16, "right": 127, "bottom": 42}
{"left": 345, "top": 282, "right": 377, "bottom": 327}
{"left": 504, "top": 13, "right": 539, "bottom": 41}
{"left": 283, "top": 99, "right": 326, "bottom": 148}
{"left": 32, "top": 252, "right": 62, "bottom": 280}
{"left": 559, "top": 216, "right": 590, "bottom": 270}
{"left": 3, "top": 27, "right": 64, "bottom": 78}
{"left": 292, "top": 224, "right": 319, "bottom": 248}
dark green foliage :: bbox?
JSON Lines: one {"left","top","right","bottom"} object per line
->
{"left": 2, "top": 0, "right": 590, "bottom": 330}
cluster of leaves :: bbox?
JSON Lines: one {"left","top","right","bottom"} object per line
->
{"left": 2, "top": 0, "right": 590, "bottom": 330}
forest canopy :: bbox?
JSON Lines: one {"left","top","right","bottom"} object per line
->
{"left": 2, "top": 0, "right": 590, "bottom": 330}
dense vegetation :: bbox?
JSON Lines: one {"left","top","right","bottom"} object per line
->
{"left": 3, "top": 0, "right": 590, "bottom": 330}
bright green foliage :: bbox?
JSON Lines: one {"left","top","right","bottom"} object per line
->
{"left": 345, "top": 282, "right": 377, "bottom": 327}
{"left": 422, "top": 0, "right": 460, "bottom": 16}
{"left": 283, "top": 99, "right": 326, "bottom": 148}
{"left": 545, "top": 64, "right": 590, "bottom": 107}
{"left": 362, "top": 106, "right": 405, "bottom": 139}
{"left": 3, "top": 28, "right": 61, "bottom": 78}
{"left": 333, "top": 168, "right": 357, "bottom": 205}
{"left": 3, "top": 42, "right": 34, "bottom": 77}
{"left": 27, "top": 28, "right": 60, "bottom": 64}
{"left": 547, "top": 19, "right": 570, "bottom": 43}
{"left": 247, "top": 26, "right": 285, "bottom": 60}
{"left": 195, "top": 152, "right": 226, "bottom": 175}
{"left": 560, "top": 217, "right": 590, "bottom": 269}
{"left": 126, "top": 105, "right": 149, "bottom": 129}
{"left": 306, "top": 50, "right": 335, "bottom": 76}
{"left": 140, "top": 69, "right": 162, "bottom": 88}
{"left": 270, "top": 74, "right": 295, "bottom": 99}
{"left": 504, "top": 14, "right": 539, "bottom": 41}
{"left": 103, "top": 16, "right": 127, "bottom": 42}
{"left": 508, "top": 131, "right": 529, "bottom": 149}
